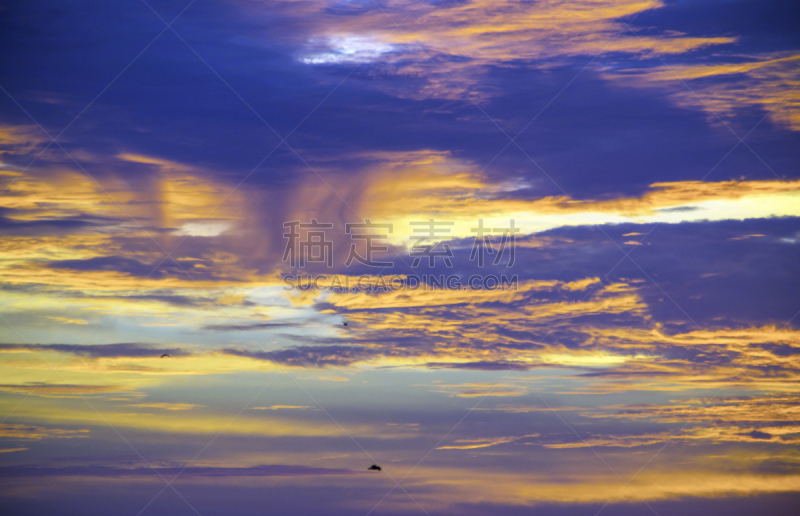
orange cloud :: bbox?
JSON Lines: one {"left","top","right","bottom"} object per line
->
{"left": 286, "top": 0, "right": 736, "bottom": 101}
{"left": 611, "top": 52, "right": 800, "bottom": 130}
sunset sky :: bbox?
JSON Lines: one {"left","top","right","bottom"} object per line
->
{"left": 1, "top": 1, "right": 799, "bottom": 515}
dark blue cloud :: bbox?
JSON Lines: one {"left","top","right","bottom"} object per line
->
{"left": 221, "top": 345, "right": 388, "bottom": 367}
{"left": 203, "top": 321, "right": 304, "bottom": 331}
{"left": 46, "top": 255, "right": 232, "bottom": 283}
{"left": 0, "top": 208, "right": 121, "bottom": 236}
{"left": 3, "top": 0, "right": 798, "bottom": 204}
{"left": 755, "top": 343, "right": 800, "bottom": 356}
{"left": 743, "top": 429, "right": 774, "bottom": 440}
{"left": 519, "top": 217, "right": 800, "bottom": 329}
{"left": 0, "top": 463, "right": 359, "bottom": 478}
{"left": 47, "top": 256, "right": 172, "bottom": 277}
{"left": 0, "top": 342, "right": 188, "bottom": 358}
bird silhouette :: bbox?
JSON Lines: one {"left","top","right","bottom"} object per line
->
{"left": 343, "top": 321, "right": 348, "bottom": 326}
{"left": 160, "top": 354, "right": 170, "bottom": 358}
{"left": 368, "top": 464, "right": 381, "bottom": 471}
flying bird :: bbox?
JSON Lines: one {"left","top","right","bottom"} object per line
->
{"left": 368, "top": 464, "right": 381, "bottom": 471}
{"left": 160, "top": 353, "right": 170, "bottom": 358}
{"left": 343, "top": 321, "right": 348, "bottom": 326}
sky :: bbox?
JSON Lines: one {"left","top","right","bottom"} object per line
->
{"left": 0, "top": 0, "right": 799, "bottom": 514}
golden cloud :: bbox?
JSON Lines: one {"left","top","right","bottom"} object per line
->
{"left": 611, "top": 52, "right": 800, "bottom": 130}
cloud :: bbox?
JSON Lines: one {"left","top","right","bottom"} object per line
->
{"left": 423, "top": 360, "right": 533, "bottom": 371}
{"left": 743, "top": 429, "right": 774, "bottom": 440}
{"left": 0, "top": 210, "right": 121, "bottom": 237}
{"left": 592, "top": 394, "right": 800, "bottom": 425}
{"left": 0, "top": 383, "right": 124, "bottom": 397}
{"left": 0, "top": 464, "right": 361, "bottom": 479}
{"left": 542, "top": 435, "right": 667, "bottom": 449}
{"left": 612, "top": 52, "right": 800, "bottom": 130}
{"left": 0, "top": 423, "right": 90, "bottom": 440}
{"left": 221, "top": 346, "right": 382, "bottom": 368}
{"left": 437, "top": 435, "right": 534, "bottom": 450}
{"left": 0, "top": 447, "right": 27, "bottom": 453}
{"left": 203, "top": 321, "right": 304, "bottom": 331}
{"left": 286, "top": 0, "right": 737, "bottom": 101}
{"left": 0, "top": 3, "right": 798, "bottom": 514}
{"left": 45, "top": 316, "right": 88, "bottom": 325}
{"left": 251, "top": 0, "right": 799, "bottom": 133}
{"left": 127, "top": 402, "right": 202, "bottom": 411}
{"left": 251, "top": 405, "right": 315, "bottom": 410}
{"left": 430, "top": 382, "right": 528, "bottom": 398}
{"left": 0, "top": 124, "right": 48, "bottom": 154}
{"left": 0, "top": 343, "right": 190, "bottom": 359}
